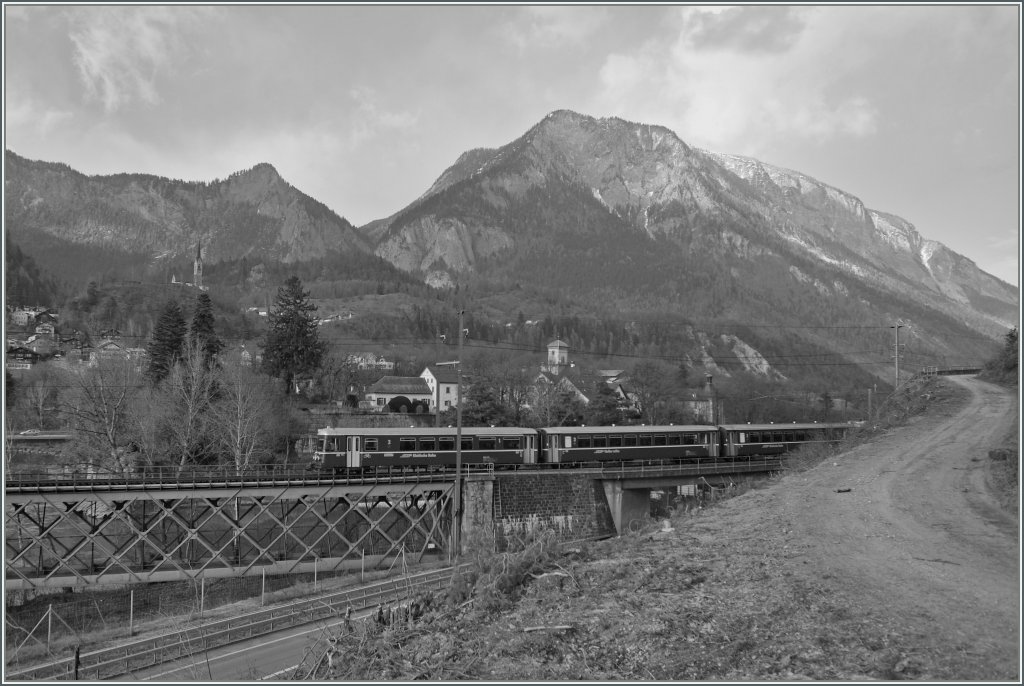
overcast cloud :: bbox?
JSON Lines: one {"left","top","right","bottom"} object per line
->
{"left": 4, "top": 4, "right": 1019, "bottom": 285}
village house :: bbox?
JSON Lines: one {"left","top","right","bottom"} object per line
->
{"left": 420, "top": 364, "right": 462, "bottom": 413}
{"left": 34, "top": 322, "right": 56, "bottom": 339}
{"left": 347, "top": 352, "right": 395, "bottom": 372}
{"left": 5, "top": 345, "right": 41, "bottom": 371}
{"left": 363, "top": 376, "right": 433, "bottom": 413}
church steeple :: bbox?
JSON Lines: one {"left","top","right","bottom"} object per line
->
{"left": 193, "top": 241, "right": 203, "bottom": 290}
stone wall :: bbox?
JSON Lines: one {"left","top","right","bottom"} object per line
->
{"left": 490, "top": 473, "right": 616, "bottom": 549}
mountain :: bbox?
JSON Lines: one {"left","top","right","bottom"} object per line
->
{"left": 357, "top": 110, "right": 1016, "bottom": 380}
{"left": 4, "top": 151, "right": 371, "bottom": 273}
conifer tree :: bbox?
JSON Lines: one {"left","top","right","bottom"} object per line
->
{"left": 585, "top": 382, "right": 626, "bottom": 426}
{"left": 146, "top": 300, "right": 186, "bottom": 384}
{"left": 261, "top": 276, "right": 326, "bottom": 393}
{"left": 189, "top": 293, "right": 223, "bottom": 366}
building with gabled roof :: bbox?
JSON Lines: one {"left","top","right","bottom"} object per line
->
{"left": 420, "top": 365, "right": 463, "bottom": 413}
{"left": 364, "top": 376, "right": 433, "bottom": 413}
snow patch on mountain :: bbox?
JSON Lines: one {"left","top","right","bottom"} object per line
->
{"left": 789, "top": 265, "right": 811, "bottom": 284}
{"left": 780, "top": 232, "right": 866, "bottom": 278}
{"left": 710, "top": 152, "right": 866, "bottom": 218}
{"left": 869, "top": 210, "right": 920, "bottom": 255}
{"left": 919, "top": 240, "right": 937, "bottom": 278}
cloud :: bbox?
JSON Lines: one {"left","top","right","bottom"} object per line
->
{"left": 347, "top": 86, "right": 420, "bottom": 146}
{"left": 506, "top": 6, "right": 609, "bottom": 49}
{"left": 67, "top": 7, "right": 212, "bottom": 112}
{"left": 594, "top": 6, "right": 884, "bottom": 151}
{"left": 680, "top": 5, "right": 808, "bottom": 53}
{"left": 6, "top": 95, "right": 74, "bottom": 136}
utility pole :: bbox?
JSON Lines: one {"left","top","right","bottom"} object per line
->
{"left": 891, "top": 322, "right": 905, "bottom": 388}
{"left": 451, "top": 310, "right": 465, "bottom": 561}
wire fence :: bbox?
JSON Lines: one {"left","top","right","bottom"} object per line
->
{"left": 4, "top": 564, "right": 391, "bottom": 664}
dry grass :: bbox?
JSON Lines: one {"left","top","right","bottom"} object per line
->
{"left": 291, "top": 376, "right": 1016, "bottom": 681}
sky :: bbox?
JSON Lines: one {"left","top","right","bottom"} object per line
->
{"left": 3, "top": 3, "right": 1021, "bottom": 286}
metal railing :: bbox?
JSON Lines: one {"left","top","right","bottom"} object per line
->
{"left": 5, "top": 565, "right": 468, "bottom": 681}
{"left": 4, "top": 464, "right": 458, "bottom": 493}
{"left": 5, "top": 456, "right": 789, "bottom": 491}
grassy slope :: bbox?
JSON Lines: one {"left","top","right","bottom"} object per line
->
{"left": 298, "top": 376, "right": 1019, "bottom": 681}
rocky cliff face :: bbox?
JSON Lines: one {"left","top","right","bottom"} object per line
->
{"left": 362, "top": 110, "right": 1017, "bottom": 342}
{"left": 4, "top": 152, "right": 369, "bottom": 264}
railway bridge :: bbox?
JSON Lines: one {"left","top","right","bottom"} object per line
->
{"left": 5, "top": 458, "right": 782, "bottom": 591}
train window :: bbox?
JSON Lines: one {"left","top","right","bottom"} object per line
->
{"left": 419, "top": 437, "right": 436, "bottom": 451}
{"left": 593, "top": 435, "right": 607, "bottom": 448}
{"left": 653, "top": 435, "right": 666, "bottom": 446}
{"left": 772, "top": 432, "right": 783, "bottom": 442}
{"left": 564, "top": 436, "right": 572, "bottom": 448}
{"left": 439, "top": 436, "right": 455, "bottom": 451}
{"left": 400, "top": 437, "right": 416, "bottom": 451}
{"left": 462, "top": 437, "right": 474, "bottom": 451}
{"left": 683, "top": 433, "right": 696, "bottom": 445}
{"left": 364, "top": 438, "right": 378, "bottom": 451}
{"left": 577, "top": 435, "right": 592, "bottom": 448}
{"left": 623, "top": 434, "right": 637, "bottom": 447}
{"left": 668, "top": 434, "right": 681, "bottom": 445}
{"left": 500, "top": 437, "right": 521, "bottom": 450}
{"left": 478, "top": 437, "right": 496, "bottom": 450}
{"left": 609, "top": 435, "right": 622, "bottom": 447}
{"left": 639, "top": 434, "right": 653, "bottom": 447}
{"left": 737, "top": 432, "right": 746, "bottom": 444}
{"left": 794, "top": 432, "right": 806, "bottom": 442}
{"left": 784, "top": 432, "right": 794, "bottom": 442}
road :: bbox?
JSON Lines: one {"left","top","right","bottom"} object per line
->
{"left": 111, "top": 608, "right": 374, "bottom": 681}
{"left": 778, "top": 375, "right": 1019, "bottom": 679}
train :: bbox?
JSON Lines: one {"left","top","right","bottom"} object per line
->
{"left": 312, "top": 422, "right": 856, "bottom": 472}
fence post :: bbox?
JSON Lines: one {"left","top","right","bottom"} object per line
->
{"left": 128, "top": 589, "right": 134, "bottom": 637}
{"left": 261, "top": 568, "right": 266, "bottom": 607}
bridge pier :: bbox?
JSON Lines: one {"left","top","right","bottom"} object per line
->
{"left": 601, "top": 481, "right": 651, "bottom": 535}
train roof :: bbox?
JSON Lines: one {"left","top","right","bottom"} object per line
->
{"left": 718, "top": 422, "right": 855, "bottom": 432}
{"left": 317, "top": 426, "right": 538, "bottom": 436}
{"left": 541, "top": 424, "right": 716, "bottom": 435}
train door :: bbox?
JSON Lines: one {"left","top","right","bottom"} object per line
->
{"left": 725, "top": 429, "right": 739, "bottom": 457}
{"left": 524, "top": 433, "right": 537, "bottom": 464}
{"left": 707, "top": 431, "right": 720, "bottom": 457}
{"left": 348, "top": 435, "right": 361, "bottom": 468}
{"left": 547, "top": 433, "right": 563, "bottom": 464}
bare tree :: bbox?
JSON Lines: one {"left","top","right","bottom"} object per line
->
{"left": 60, "top": 358, "right": 143, "bottom": 475}
{"left": 162, "top": 342, "right": 219, "bottom": 470}
{"left": 528, "top": 381, "right": 585, "bottom": 427}
{"left": 315, "top": 349, "right": 361, "bottom": 404}
{"left": 209, "top": 360, "right": 281, "bottom": 475}
{"left": 629, "top": 360, "right": 678, "bottom": 425}
{"left": 12, "top": 365, "right": 62, "bottom": 430}
{"left": 128, "top": 382, "right": 177, "bottom": 468}
{"left": 208, "top": 360, "right": 283, "bottom": 567}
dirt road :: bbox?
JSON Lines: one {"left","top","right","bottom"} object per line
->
{"left": 768, "top": 375, "right": 1018, "bottom": 679}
